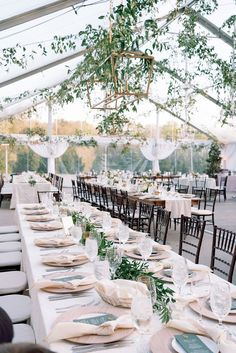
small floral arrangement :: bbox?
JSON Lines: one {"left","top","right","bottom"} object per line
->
{"left": 28, "top": 176, "right": 36, "bottom": 187}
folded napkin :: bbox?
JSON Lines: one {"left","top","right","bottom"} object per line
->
{"left": 148, "top": 262, "right": 164, "bottom": 273}
{"left": 41, "top": 253, "right": 88, "bottom": 265}
{"left": 34, "top": 274, "right": 96, "bottom": 290}
{"left": 30, "top": 221, "right": 63, "bottom": 231}
{"left": 23, "top": 209, "right": 49, "bottom": 215}
{"left": 47, "top": 314, "right": 134, "bottom": 342}
{"left": 159, "top": 260, "right": 211, "bottom": 273}
{"left": 126, "top": 242, "right": 171, "bottom": 254}
{"left": 26, "top": 215, "right": 55, "bottom": 222}
{"left": 166, "top": 318, "right": 236, "bottom": 353}
{"left": 23, "top": 204, "right": 46, "bottom": 210}
{"left": 34, "top": 237, "right": 75, "bottom": 247}
{"left": 95, "top": 279, "right": 149, "bottom": 307}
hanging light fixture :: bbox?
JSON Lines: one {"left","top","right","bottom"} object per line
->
{"left": 86, "top": 0, "right": 154, "bottom": 110}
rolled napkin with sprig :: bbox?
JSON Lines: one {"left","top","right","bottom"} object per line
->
{"left": 95, "top": 279, "right": 149, "bottom": 308}
{"left": 41, "top": 253, "right": 88, "bottom": 265}
{"left": 166, "top": 318, "right": 236, "bottom": 353}
{"left": 47, "top": 314, "right": 134, "bottom": 342}
{"left": 34, "top": 237, "right": 76, "bottom": 247}
{"left": 34, "top": 274, "right": 96, "bottom": 290}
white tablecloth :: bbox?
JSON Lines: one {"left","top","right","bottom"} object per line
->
{"left": 165, "top": 198, "right": 191, "bottom": 218}
{"left": 10, "top": 175, "right": 53, "bottom": 209}
{"left": 16, "top": 204, "right": 236, "bottom": 353}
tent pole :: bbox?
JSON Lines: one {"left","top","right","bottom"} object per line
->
{"left": 47, "top": 101, "right": 55, "bottom": 174}
{"left": 152, "top": 107, "right": 160, "bottom": 174}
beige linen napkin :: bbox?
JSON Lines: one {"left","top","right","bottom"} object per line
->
{"left": 47, "top": 314, "right": 134, "bottom": 342}
{"left": 30, "top": 221, "right": 63, "bottom": 231}
{"left": 160, "top": 260, "right": 211, "bottom": 273}
{"left": 166, "top": 318, "right": 236, "bottom": 353}
{"left": 34, "top": 274, "right": 96, "bottom": 290}
{"left": 26, "top": 215, "right": 55, "bottom": 222}
{"left": 23, "top": 209, "right": 49, "bottom": 215}
{"left": 41, "top": 253, "right": 88, "bottom": 265}
{"left": 34, "top": 237, "right": 75, "bottom": 247}
{"left": 126, "top": 242, "right": 171, "bottom": 254}
{"left": 95, "top": 279, "right": 149, "bottom": 307}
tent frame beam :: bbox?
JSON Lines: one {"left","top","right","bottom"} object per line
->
{"left": 0, "top": 0, "right": 86, "bottom": 32}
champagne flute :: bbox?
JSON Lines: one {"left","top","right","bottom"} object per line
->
{"left": 138, "top": 237, "right": 153, "bottom": 262}
{"left": 210, "top": 281, "right": 231, "bottom": 327}
{"left": 191, "top": 274, "right": 210, "bottom": 322}
{"left": 131, "top": 295, "right": 153, "bottom": 334}
{"left": 102, "top": 212, "right": 112, "bottom": 233}
{"left": 172, "top": 258, "right": 188, "bottom": 296}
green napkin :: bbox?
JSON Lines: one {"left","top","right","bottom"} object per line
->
{"left": 74, "top": 313, "right": 117, "bottom": 326}
{"left": 175, "top": 334, "right": 213, "bottom": 353}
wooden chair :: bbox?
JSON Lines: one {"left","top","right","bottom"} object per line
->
{"left": 111, "top": 193, "right": 126, "bottom": 221}
{"left": 179, "top": 215, "right": 206, "bottom": 264}
{"left": 138, "top": 202, "right": 154, "bottom": 233}
{"left": 152, "top": 207, "right": 171, "bottom": 244}
{"left": 176, "top": 184, "right": 189, "bottom": 194}
{"left": 191, "top": 188, "right": 217, "bottom": 226}
{"left": 71, "top": 180, "right": 79, "bottom": 201}
{"left": 210, "top": 226, "right": 236, "bottom": 283}
{"left": 215, "top": 175, "right": 228, "bottom": 202}
{"left": 125, "top": 197, "right": 139, "bottom": 230}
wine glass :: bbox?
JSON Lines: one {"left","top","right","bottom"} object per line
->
{"left": 138, "top": 237, "right": 153, "bottom": 262}
{"left": 118, "top": 223, "right": 129, "bottom": 247}
{"left": 172, "top": 258, "right": 189, "bottom": 296}
{"left": 102, "top": 213, "right": 112, "bottom": 233}
{"left": 191, "top": 274, "right": 210, "bottom": 322}
{"left": 210, "top": 281, "right": 232, "bottom": 327}
{"left": 85, "top": 238, "right": 98, "bottom": 263}
{"left": 131, "top": 295, "right": 153, "bottom": 334}
{"left": 106, "top": 247, "right": 122, "bottom": 279}
{"left": 137, "top": 275, "right": 157, "bottom": 305}
{"left": 69, "top": 224, "right": 82, "bottom": 245}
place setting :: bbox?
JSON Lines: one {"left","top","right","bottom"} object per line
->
{"left": 25, "top": 214, "right": 56, "bottom": 222}
{"left": 41, "top": 252, "right": 89, "bottom": 267}
{"left": 125, "top": 237, "right": 171, "bottom": 261}
{"left": 34, "top": 237, "right": 76, "bottom": 248}
{"left": 30, "top": 220, "right": 64, "bottom": 231}
{"left": 34, "top": 270, "right": 96, "bottom": 293}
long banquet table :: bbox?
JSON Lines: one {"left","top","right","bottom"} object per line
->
{"left": 16, "top": 203, "right": 236, "bottom": 353}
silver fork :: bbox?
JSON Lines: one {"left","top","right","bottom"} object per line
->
{"left": 71, "top": 339, "right": 134, "bottom": 353}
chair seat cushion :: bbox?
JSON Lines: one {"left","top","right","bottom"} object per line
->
{"left": 13, "top": 324, "right": 35, "bottom": 343}
{"left": 0, "top": 251, "right": 21, "bottom": 267}
{"left": 0, "top": 271, "right": 27, "bottom": 294}
{"left": 191, "top": 207, "right": 213, "bottom": 216}
{"left": 0, "top": 295, "right": 31, "bottom": 323}
{"left": 0, "top": 233, "right": 21, "bottom": 242}
{"left": 0, "top": 226, "right": 19, "bottom": 234}
{"left": 0, "top": 241, "right": 22, "bottom": 253}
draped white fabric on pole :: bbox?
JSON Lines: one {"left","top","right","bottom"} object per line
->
{"left": 221, "top": 143, "right": 236, "bottom": 171}
{"left": 28, "top": 141, "right": 69, "bottom": 173}
{"left": 140, "top": 139, "right": 177, "bottom": 173}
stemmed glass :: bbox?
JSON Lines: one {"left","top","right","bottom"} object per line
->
{"left": 131, "top": 295, "right": 153, "bottom": 335}
{"left": 85, "top": 238, "right": 98, "bottom": 265}
{"left": 106, "top": 247, "right": 122, "bottom": 279}
{"left": 172, "top": 258, "right": 189, "bottom": 296}
{"left": 210, "top": 281, "right": 232, "bottom": 327}
{"left": 69, "top": 223, "right": 82, "bottom": 246}
{"left": 138, "top": 237, "right": 153, "bottom": 262}
{"left": 102, "top": 213, "right": 112, "bottom": 233}
{"left": 137, "top": 275, "right": 157, "bottom": 305}
{"left": 118, "top": 223, "right": 129, "bottom": 248}
{"left": 191, "top": 274, "right": 210, "bottom": 322}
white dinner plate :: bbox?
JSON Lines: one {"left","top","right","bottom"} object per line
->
{"left": 172, "top": 335, "right": 219, "bottom": 353}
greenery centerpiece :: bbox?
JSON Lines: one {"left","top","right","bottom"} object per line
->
{"left": 28, "top": 175, "right": 36, "bottom": 187}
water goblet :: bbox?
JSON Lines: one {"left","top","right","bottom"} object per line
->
{"left": 69, "top": 224, "right": 82, "bottom": 245}
{"left": 210, "top": 281, "right": 231, "bottom": 328}
{"left": 85, "top": 238, "right": 98, "bottom": 263}
{"left": 118, "top": 223, "right": 129, "bottom": 247}
{"left": 102, "top": 213, "right": 112, "bottom": 233}
{"left": 138, "top": 237, "right": 153, "bottom": 262}
{"left": 191, "top": 274, "right": 210, "bottom": 322}
{"left": 131, "top": 295, "right": 153, "bottom": 334}
{"left": 137, "top": 275, "right": 157, "bottom": 305}
{"left": 106, "top": 247, "right": 122, "bottom": 279}
{"left": 172, "top": 258, "right": 189, "bottom": 296}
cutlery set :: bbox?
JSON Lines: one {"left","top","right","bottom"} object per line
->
{"left": 71, "top": 339, "right": 134, "bottom": 353}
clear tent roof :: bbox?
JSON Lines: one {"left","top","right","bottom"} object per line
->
{"left": 0, "top": 0, "right": 235, "bottom": 144}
